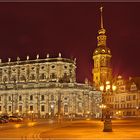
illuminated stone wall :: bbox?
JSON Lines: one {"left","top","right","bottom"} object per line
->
{"left": 0, "top": 56, "right": 101, "bottom": 118}
{"left": 0, "top": 56, "right": 76, "bottom": 84}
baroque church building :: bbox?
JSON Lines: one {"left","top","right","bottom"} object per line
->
{"left": 0, "top": 53, "right": 101, "bottom": 118}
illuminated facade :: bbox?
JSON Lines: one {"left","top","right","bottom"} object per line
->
{"left": 103, "top": 76, "right": 140, "bottom": 117}
{"left": 0, "top": 54, "right": 101, "bottom": 118}
{"left": 92, "top": 7, "right": 112, "bottom": 87}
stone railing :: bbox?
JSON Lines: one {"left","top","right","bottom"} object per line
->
{"left": 0, "top": 81, "right": 95, "bottom": 90}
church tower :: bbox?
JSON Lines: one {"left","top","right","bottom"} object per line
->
{"left": 92, "top": 7, "right": 112, "bottom": 87}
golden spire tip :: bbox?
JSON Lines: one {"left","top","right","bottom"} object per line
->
{"left": 100, "top": 6, "right": 104, "bottom": 29}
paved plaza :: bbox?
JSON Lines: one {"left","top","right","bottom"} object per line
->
{"left": 0, "top": 119, "right": 140, "bottom": 140}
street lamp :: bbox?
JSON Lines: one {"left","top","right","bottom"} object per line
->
{"left": 31, "top": 111, "right": 34, "bottom": 121}
{"left": 99, "top": 81, "right": 116, "bottom": 132}
{"left": 136, "top": 106, "right": 139, "bottom": 117}
{"left": 51, "top": 104, "right": 54, "bottom": 118}
{"left": 99, "top": 104, "right": 106, "bottom": 121}
{"left": 28, "top": 110, "right": 34, "bottom": 121}
{"left": 85, "top": 111, "right": 90, "bottom": 119}
{"left": 57, "top": 93, "right": 62, "bottom": 123}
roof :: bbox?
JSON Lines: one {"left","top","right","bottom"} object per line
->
{"left": 0, "top": 57, "right": 75, "bottom": 67}
{"left": 131, "top": 77, "right": 140, "bottom": 90}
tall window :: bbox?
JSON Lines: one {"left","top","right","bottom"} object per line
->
{"left": 41, "top": 95, "right": 45, "bottom": 101}
{"left": 78, "top": 103, "right": 82, "bottom": 113}
{"left": 41, "top": 105, "right": 45, "bottom": 112}
{"left": 30, "top": 95, "right": 33, "bottom": 101}
{"left": 64, "top": 105, "right": 68, "bottom": 113}
{"left": 30, "top": 105, "right": 33, "bottom": 111}
{"left": 9, "top": 106, "right": 11, "bottom": 112}
{"left": 0, "top": 106, "right": 1, "bottom": 111}
{"left": 19, "top": 95, "right": 22, "bottom": 101}
{"left": 9, "top": 96, "right": 11, "bottom": 101}
{"left": 19, "top": 105, "right": 22, "bottom": 112}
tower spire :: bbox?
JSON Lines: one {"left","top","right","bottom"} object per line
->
{"left": 100, "top": 6, "right": 103, "bottom": 29}
{"left": 92, "top": 6, "right": 112, "bottom": 88}
{"left": 97, "top": 6, "right": 106, "bottom": 46}
{"left": 98, "top": 6, "right": 106, "bottom": 35}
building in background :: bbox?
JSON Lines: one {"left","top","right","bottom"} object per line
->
{"left": 92, "top": 7, "right": 140, "bottom": 118}
{"left": 0, "top": 53, "right": 101, "bottom": 118}
{"left": 104, "top": 76, "right": 140, "bottom": 118}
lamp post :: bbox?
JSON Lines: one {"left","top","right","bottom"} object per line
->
{"left": 14, "top": 79, "right": 18, "bottom": 116}
{"left": 11, "top": 94, "right": 14, "bottom": 116}
{"left": 28, "top": 111, "right": 34, "bottom": 121}
{"left": 51, "top": 104, "right": 54, "bottom": 119}
{"left": 99, "top": 104, "right": 106, "bottom": 121}
{"left": 58, "top": 93, "right": 62, "bottom": 123}
{"left": 100, "top": 81, "right": 116, "bottom": 132}
{"left": 136, "top": 106, "right": 139, "bottom": 117}
{"left": 31, "top": 111, "right": 34, "bottom": 121}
